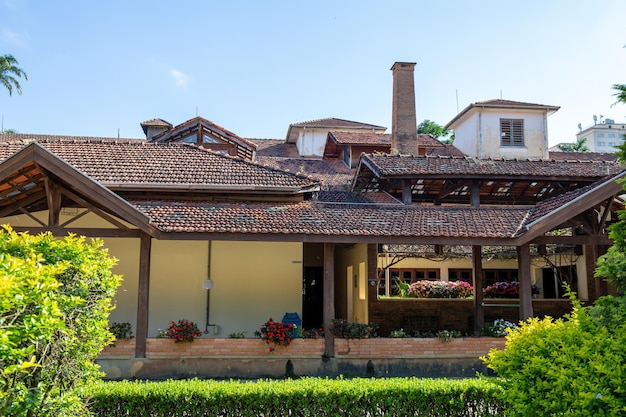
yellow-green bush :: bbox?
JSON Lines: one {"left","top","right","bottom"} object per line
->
{"left": 0, "top": 227, "right": 120, "bottom": 416}
{"left": 483, "top": 297, "right": 626, "bottom": 416}
{"left": 84, "top": 377, "right": 505, "bottom": 417}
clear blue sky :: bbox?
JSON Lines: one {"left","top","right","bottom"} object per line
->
{"left": 1, "top": 0, "right": 625, "bottom": 146}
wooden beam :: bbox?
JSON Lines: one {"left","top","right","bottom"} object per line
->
{"left": 530, "top": 234, "right": 613, "bottom": 246}
{"left": 10, "top": 226, "right": 142, "bottom": 238}
{"left": 472, "top": 246, "right": 484, "bottom": 335}
{"left": 517, "top": 244, "right": 533, "bottom": 321}
{"left": 45, "top": 179, "right": 62, "bottom": 227}
{"left": 135, "top": 232, "right": 152, "bottom": 358}
{"left": 61, "top": 188, "right": 130, "bottom": 230}
{"left": 0, "top": 190, "right": 47, "bottom": 218}
{"left": 323, "top": 243, "right": 335, "bottom": 357}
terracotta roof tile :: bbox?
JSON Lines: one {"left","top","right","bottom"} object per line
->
{"left": 0, "top": 138, "right": 317, "bottom": 190}
{"left": 131, "top": 199, "right": 529, "bottom": 239}
{"left": 247, "top": 139, "right": 300, "bottom": 157}
{"left": 317, "top": 191, "right": 401, "bottom": 204}
{"left": 361, "top": 154, "right": 624, "bottom": 179}
{"left": 290, "top": 118, "right": 386, "bottom": 130}
{"left": 256, "top": 157, "right": 354, "bottom": 190}
{"left": 548, "top": 151, "right": 619, "bottom": 163}
{"left": 328, "top": 132, "right": 444, "bottom": 148}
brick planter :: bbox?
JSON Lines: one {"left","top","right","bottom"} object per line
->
{"left": 99, "top": 336, "right": 504, "bottom": 359}
{"left": 97, "top": 336, "right": 506, "bottom": 379}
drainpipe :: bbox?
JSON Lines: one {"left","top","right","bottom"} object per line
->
{"left": 203, "top": 241, "right": 217, "bottom": 334}
{"left": 478, "top": 107, "right": 483, "bottom": 158}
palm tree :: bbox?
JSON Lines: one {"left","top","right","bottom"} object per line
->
{"left": 612, "top": 84, "right": 626, "bottom": 106}
{"left": 0, "top": 54, "right": 27, "bottom": 96}
{"left": 558, "top": 137, "right": 589, "bottom": 152}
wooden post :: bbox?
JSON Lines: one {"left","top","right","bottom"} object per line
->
{"left": 135, "top": 232, "right": 152, "bottom": 358}
{"left": 471, "top": 181, "right": 480, "bottom": 207}
{"left": 517, "top": 244, "right": 533, "bottom": 321}
{"left": 402, "top": 180, "right": 412, "bottom": 205}
{"left": 472, "top": 246, "right": 484, "bottom": 335}
{"left": 323, "top": 243, "right": 335, "bottom": 357}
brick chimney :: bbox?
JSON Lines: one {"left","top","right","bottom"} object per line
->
{"left": 391, "top": 62, "right": 418, "bottom": 155}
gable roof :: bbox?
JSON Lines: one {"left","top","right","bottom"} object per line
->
{"left": 446, "top": 99, "right": 560, "bottom": 129}
{"left": 150, "top": 116, "right": 257, "bottom": 160}
{"left": 0, "top": 139, "right": 318, "bottom": 195}
{"left": 0, "top": 142, "right": 155, "bottom": 235}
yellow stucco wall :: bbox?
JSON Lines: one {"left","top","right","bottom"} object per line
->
{"left": 209, "top": 241, "right": 303, "bottom": 337}
{"left": 335, "top": 244, "right": 368, "bottom": 324}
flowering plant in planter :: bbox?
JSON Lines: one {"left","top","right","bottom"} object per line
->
{"left": 408, "top": 280, "right": 474, "bottom": 298}
{"left": 165, "top": 319, "right": 202, "bottom": 343}
{"left": 483, "top": 281, "right": 540, "bottom": 298}
{"left": 255, "top": 318, "right": 293, "bottom": 352}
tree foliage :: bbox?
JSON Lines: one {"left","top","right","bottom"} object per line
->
{"left": 0, "top": 54, "right": 27, "bottom": 96}
{"left": 557, "top": 137, "right": 589, "bottom": 152}
{"left": 595, "top": 87, "right": 626, "bottom": 293}
{"left": 417, "top": 119, "right": 453, "bottom": 144}
{"left": 612, "top": 83, "right": 626, "bottom": 107}
{"left": 0, "top": 226, "right": 120, "bottom": 416}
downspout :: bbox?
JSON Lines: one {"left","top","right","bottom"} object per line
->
{"left": 478, "top": 108, "right": 483, "bottom": 158}
{"left": 204, "top": 241, "right": 217, "bottom": 334}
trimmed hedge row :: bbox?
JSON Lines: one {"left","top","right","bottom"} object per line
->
{"left": 84, "top": 377, "right": 505, "bottom": 417}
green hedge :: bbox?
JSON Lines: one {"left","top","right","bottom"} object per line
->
{"left": 84, "top": 377, "right": 505, "bottom": 417}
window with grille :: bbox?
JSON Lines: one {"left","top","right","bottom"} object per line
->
{"left": 500, "top": 119, "right": 524, "bottom": 147}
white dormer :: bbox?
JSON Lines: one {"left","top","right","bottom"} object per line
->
{"left": 445, "top": 99, "right": 559, "bottom": 160}
{"left": 285, "top": 118, "right": 386, "bottom": 157}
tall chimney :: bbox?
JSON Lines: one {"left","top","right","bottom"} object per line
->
{"left": 391, "top": 62, "right": 418, "bottom": 155}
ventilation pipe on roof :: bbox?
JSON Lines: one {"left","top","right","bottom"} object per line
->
{"left": 391, "top": 62, "right": 419, "bottom": 155}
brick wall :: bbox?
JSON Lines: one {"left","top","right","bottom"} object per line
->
{"left": 99, "top": 337, "right": 504, "bottom": 360}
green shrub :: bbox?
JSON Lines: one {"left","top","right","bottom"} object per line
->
{"left": 481, "top": 319, "right": 516, "bottom": 337}
{"left": 84, "top": 377, "right": 505, "bottom": 417}
{"left": 483, "top": 296, "right": 626, "bottom": 416}
{"left": 0, "top": 226, "right": 120, "bottom": 416}
{"left": 328, "top": 318, "right": 378, "bottom": 339}
{"left": 110, "top": 322, "right": 133, "bottom": 339}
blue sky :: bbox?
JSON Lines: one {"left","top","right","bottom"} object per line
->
{"left": 1, "top": 0, "right": 625, "bottom": 146}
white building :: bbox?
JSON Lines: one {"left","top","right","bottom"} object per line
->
{"left": 576, "top": 119, "right": 626, "bottom": 153}
{"left": 445, "top": 99, "right": 560, "bottom": 160}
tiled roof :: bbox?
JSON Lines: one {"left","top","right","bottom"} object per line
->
{"left": 360, "top": 154, "right": 624, "bottom": 179}
{"left": 329, "top": 131, "right": 391, "bottom": 146}
{"left": 140, "top": 118, "right": 173, "bottom": 133}
{"left": 327, "top": 132, "right": 444, "bottom": 148}
{"left": 317, "top": 191, "right": 401, "bottom": 204}
{"left": 290, "top": 118, "right": 386, "bottom": 130}
{"left": 255, "top": 157, "right": 354, "bottom": 190}
{"left": 548, "top": 151, "right": 619, "bottom": 163}
{"left": 446, "top": 99, "right": 560, "bottom": 129}
{"left": 473, "top": 99, "right": 559, "bottom": 109}
{"left": 0, "top": 132, "right": 142, "bottom": 142}
{"left": 247, "top": 139, "right": 300, "bottom": 158}
{"left": 131, "top": 199, "right": 529, "bottom": 239}
{"left": 0, "top": 139, "right": 318, "bottom": 191}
